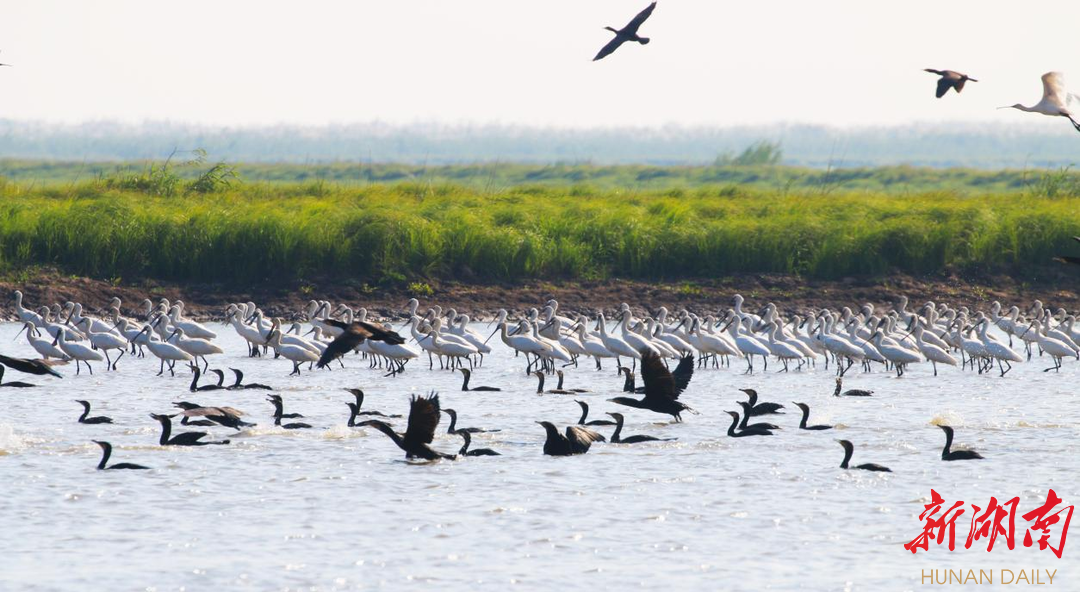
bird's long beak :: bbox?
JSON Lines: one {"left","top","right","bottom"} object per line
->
{"left": 483, "top": 325, "right": 500, "bottom": 345}
{"left": 13, "top": 323, "right": 28, "bottom": 342}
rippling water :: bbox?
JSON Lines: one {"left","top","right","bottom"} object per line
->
{"left": 1, "top": 321, "right": 1077, "bottom": 591}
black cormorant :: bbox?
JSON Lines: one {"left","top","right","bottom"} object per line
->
{"left": 793, "top": 402, "right": 833, "bottom": 430}
{"left": 725, "top": 411, "right": 774, "bottom": 437}
{"left": 457, "top": 431, "right": 500, "bottom": 457}
{"left": 227, "top": 368, "right": 272, "bottom": 390}
{"left": 834, "top": 377, "right": 873, "bottom": 397}
{"left": 443, "top": 408, "right": 501, "bottom": 434}
{"left": 924, "top": 69, "right": 977, "bottom": 98}
{"left": 606, "top": 412, "right": 675, "bottom": 444}
{"left": 458, "top": 368, "right": 501, "bottom": 391}
{"left": 838, "top": 440, "right": 891, "bottom": 472}
{"left": 345, "top": 388, "right": 401, "bottom": 418}
{"left": 938, "top": 425, "right": 984, "bottom": 461}
{"left": 150, "top": 413, "right": 230, "bottom": 446}
{"left": 315, "top": 318, "right": 405, "bottom": 369}
{"left": 575, "top": 400, "right": 616, "bottom": 426}
{"left": 608, "top": 349, "right": 695, "bottom": 421}
{"left": 737, "top": 388, "right": 784, "bottom": 416}
{"left": 593, "top": 2, "right": 656, "bottom": 61}
{"left": 268, "top": 395, "right": 311, "bottom": 429}
{"left": 0, "top": 353, "right": 63, "bottom": 377}
{"left": 76, "top": 400, "right": 113, "bottom": 424}
{"left": 358, "top": 392, "right": 456, "bottom": 460}
{"left": 93, "top": 441, "right": 150, "bottom": 470}
{"left": 537, "top": 421, "right": 605, "bottom": 456}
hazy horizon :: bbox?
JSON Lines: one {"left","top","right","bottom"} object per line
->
{"left": 1, "top": 118, "right": 1078, "bottom": 168}
{"left": 3, "top": 1, "right": 1080, "bottom": 129}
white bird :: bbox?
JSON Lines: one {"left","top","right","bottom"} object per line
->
{"left": 267, "top": 325, "right": 319, "bottom": 376}
{"left": 167, "top": 326, "right": 224, "bottom": 371}
{"left": 78, "top": 318, "right": 128, "bottom": 370}
{"left": 16, "top": 322, "right": 70, "bottom": 360}
{"left": 12, "top": 291, "right": 43, "bottom": 326}
{"left": 53, "top": 330, "right": 105, "bottom": 375}
{"left": 168, "top": 306, "right": 217, "bottom": 339}
{"left": 976, "top": 320, "right": 1024, "bottom": 376}
{"left": 909, "top": 323, "right": 958, "bottom": 376}
{"left": 1001, "top": 72, "right": 1080, "bottom": 133}
{"left": 1025, "top": 320, "right": 1079, "bottom": 373}
{"left": 134, "top": 326, "right": 193, "bottom": 376}
{"left": 871, "top": 331, "right": 922, "bottom": 377}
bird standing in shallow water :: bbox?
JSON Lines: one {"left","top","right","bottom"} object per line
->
{"left": 593, "top": 2, "right": 656, "bottom": 62}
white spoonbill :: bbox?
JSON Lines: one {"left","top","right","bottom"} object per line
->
{"left": 53, "top": 330, "right": 105, "bottom": 375}
{"left": 267, "top": 327, "right": 319, "bottom": 376}
{"left": 1001, "top": 72, "right": 1080, "bottom": 133}
{"left": 167, "top": 327, "right": 224, "bottom": 371}
{"left": 15, "top": 322, "right": 70, "bottom": 360}
{"left": 78, "top": 318, "right": 128, "bottom": 370}
{"left": 133, "top": 326, "right": 193, "bottom": 376}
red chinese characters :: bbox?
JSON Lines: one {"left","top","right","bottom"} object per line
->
{"left": 906, "top": 489, "right": 1072, "bottom": 557}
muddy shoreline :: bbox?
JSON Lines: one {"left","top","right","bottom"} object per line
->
{"left": 1, "top": 268, "right": 1076, "bottom": 323}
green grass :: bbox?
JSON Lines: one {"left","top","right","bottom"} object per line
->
{"left": 0, "top": 172, "right": 1076, "bottom": 286}
{"left": 3, "top": 158, "right": 1080, "bottom": 195}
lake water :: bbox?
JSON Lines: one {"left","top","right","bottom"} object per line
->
{"left": 1, "top": 321, "right": 1076, "bottom": 591}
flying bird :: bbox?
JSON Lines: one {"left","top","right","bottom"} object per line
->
{"left": 924, "top": 69, "right": 977, "bottom": 98}
{"left": 608, "top": 350, "right": 695, "bottom": 421}
{"left": 593, "top": 2, "right": 656, "bottom": 62}
{"left": 1000, "top": 71, "right": 1080, "bottom": 133}
{"left": 316, "top": 318, "right": 406, "bottom": 369}
{"left": 358, "top": 392, "right": 456, "bottom": 460}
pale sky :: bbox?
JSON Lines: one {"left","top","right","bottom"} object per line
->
{"left": 3, "top": 1, "right": 1079, "bottom": 128}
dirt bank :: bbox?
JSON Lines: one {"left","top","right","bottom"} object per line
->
{"left": 1, "top": 268, "right": 1076, "bottom": 323}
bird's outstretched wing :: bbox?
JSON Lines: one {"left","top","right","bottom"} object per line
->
{"left": 624, "top": 2, "right": 657, "bottom": 34}
{"left": 594, "top": 36, "right": 626, "bottom": 61}
{"left": 935, "top": 78, "right": 952, "bottom": 98}
{"left": 404, "top": 392, "right": 440, "bottom": 447}
{"left": 316, "top": 329, "right": 364, "bottom": 368}
{"left": 639, "top": 348, "right": 677, "bottom": 401}
{"left": 565, "top": 425, "right": 605, "bottom": 453}
{"left": 671, "top": 353, "right": 694, "bottom": 395}
{"left": 1041, "top": 72, "right": 1069, "bottom": 106}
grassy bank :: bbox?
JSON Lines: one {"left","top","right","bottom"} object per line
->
{"left": 0, "top": 174, "right": 1077, "bottom": 286}
{"left": 4, "top": 158, "right": 1080, "bottom": 194}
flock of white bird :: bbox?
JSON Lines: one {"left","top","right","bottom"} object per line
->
{"left": 8, "top": 290, "right": 1080, "bottom": 380}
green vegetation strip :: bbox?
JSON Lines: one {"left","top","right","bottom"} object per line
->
{"left": 0, "top": 178, "right": 1076, "bottom": 284}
